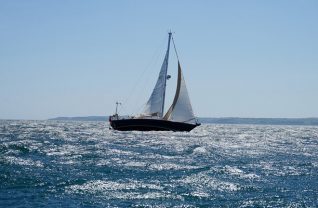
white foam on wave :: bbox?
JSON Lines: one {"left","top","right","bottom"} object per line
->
{"left": 124, "top": 161, "right": 147, "bottom": 168}
{"left": 5, "top": 156, "right": 44, "bottom": 167}
{"left": 281, "top": 165, "right": 303, "bottom": 176}
{"left": 189, "top": 190, "right": 210, "bottom": 198}
{"left": 179, "top": 171, "right": 240, "bottom": 192}
{"left": 65, "top": 179, "right": 184, "bottom": 200}
{"left": 192, "top": 146, "right": 208, "bottom": 155}
{"left": 225, "top": 165, "right": 243, "bottom": 174}
{"left": 67, "top": 180, "right": 157, "bottom": 192}
{"left": 149, "top": 163, "right": 200, "bottom": 171}
{"left": 45, "top": 144, "right": 89, "bottom": 157}
{"left": 95, "top": 159, "right": 111, "bottom": 166}
{"left": 114, "top": 191, "right": 182, "bottom": 200}
{"left": 106, "top": 148, "right": 136, "bottom": 156}
{"left": 224, "top": 165, "right": 260, "bottom": 180}
{"left": 257, "top": 161, "right": 305, "bottom": 177}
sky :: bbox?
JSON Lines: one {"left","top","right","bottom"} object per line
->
{"left": 0, "top": 0, "right": 317, "bottom": 120}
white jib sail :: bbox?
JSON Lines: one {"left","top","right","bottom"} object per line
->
{"left": 142, "top": 34, "right": 171, "bottom": 117}
{"left": 164, "top": 62, "right": 196, "bottom": 124}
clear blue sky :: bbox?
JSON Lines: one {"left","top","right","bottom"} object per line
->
{"left": 1, "top": 0, "right": 317, "bottom": 119}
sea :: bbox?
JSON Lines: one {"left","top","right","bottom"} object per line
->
{"left": 1, "top": 120, "right": 317, "bottom": 207}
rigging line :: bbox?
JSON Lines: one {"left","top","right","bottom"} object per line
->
{"left": 120, "top": 34, "right": 167, "bottom": 115}
{"left": 134, "top": 36, "right": 168, "bottom": 114}
{"left": 171, "top": 35, "right": 180, "bottom": 62}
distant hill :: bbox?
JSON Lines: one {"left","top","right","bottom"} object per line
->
{"left": 199, "top": 117, "right": 318, "bottom": 126}
{"left": 49, "top": 116, "right": 318, "bottom": 126}
{"left": 49, "top": 116, "right": 108, "bottom": 121}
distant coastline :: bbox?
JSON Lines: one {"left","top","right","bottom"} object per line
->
{"left": 49, "top": 116, "right": 107, "bottom": 122}
{"left": 48, "top": 116, "right": 318, "bottom": 126}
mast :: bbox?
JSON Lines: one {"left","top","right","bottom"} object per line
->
{"left": 161, "top": 32, "right": 172, "bottom": 116}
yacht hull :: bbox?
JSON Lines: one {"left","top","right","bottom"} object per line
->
{"left": 110, "top": 118, "right": 200, "bottom": 132}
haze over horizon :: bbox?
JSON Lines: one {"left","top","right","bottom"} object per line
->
{"left": 1, "top": 1, "right": 317, "bottom": 120}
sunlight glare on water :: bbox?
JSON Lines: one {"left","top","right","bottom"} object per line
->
{"left": 0, "top": 120, "right": 317, "bottom": 207}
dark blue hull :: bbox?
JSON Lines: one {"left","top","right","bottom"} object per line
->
{"left": 110, "top": 118, "right": 200, "bottom": 132}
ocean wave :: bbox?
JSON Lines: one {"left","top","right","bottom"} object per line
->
{"left": 4, "top": 156, "right": 44, "bottom": 167}
{"left": 178, "top": 171, "right": 241, "bottom": 192}
{"left": 1, "top": 120, "right": 318, "bottom": 207}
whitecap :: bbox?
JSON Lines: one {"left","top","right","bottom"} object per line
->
{"left": 224, "top": 165, "right": 260, "bottom": 180}
{"left": 179, "top": 171, "right": 240, "bottom": 192}
{"left": 5, "top": 156, "right": 44, "bottom": 167}
{"left": 192, "top": 146, "right": 208, "bottom": 154}
{"left": 66, "top": 179, "right": 164, "bottom": 196}
{"left": 124, "top": 161, "right": 147, "bottom": 168}
{"left": 148, "top": 163, "right": 199, "bottom": 171}
{"left": 190, "top": 190, "right": 210, "bottom": 198}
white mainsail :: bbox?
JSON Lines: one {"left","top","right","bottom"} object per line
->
{"left": 142, "top": 33, "right": 172, "bottom": 117}
{"left": 164, "top": 62, "right": 196, "bottom": 124}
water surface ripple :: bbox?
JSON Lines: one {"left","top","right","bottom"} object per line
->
{"left": 0, "top": 120, "right": 317, "bottom": 207}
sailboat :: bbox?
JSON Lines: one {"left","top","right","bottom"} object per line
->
{"left": 109, "top": 32, "right": 200, "bottom": 132}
